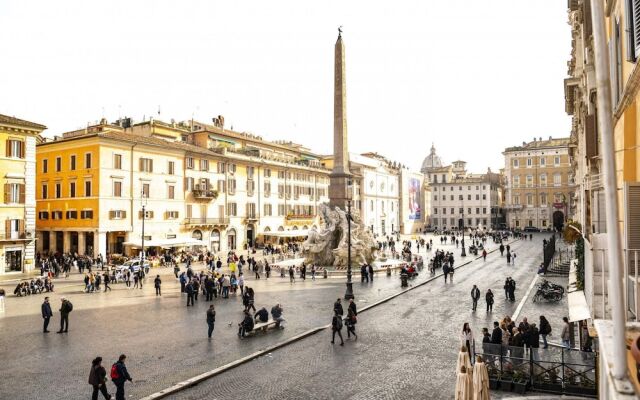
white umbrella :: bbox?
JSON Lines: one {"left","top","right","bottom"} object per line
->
{"left": 473, "top": 356, "right": 490, "bottom": 400}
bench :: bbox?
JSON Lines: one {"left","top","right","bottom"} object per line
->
{"left": 246, "top": 319, "right": 282, "bottom": 335}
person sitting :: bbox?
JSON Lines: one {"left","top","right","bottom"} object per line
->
{"left": 271, "top": 303, "right": 285, "bottom": 328}
{"left": 238, "top": 310, "right": 254, "bottom": 338}
{"left": 254, "top": 307, "right": 269, "bottom": 323}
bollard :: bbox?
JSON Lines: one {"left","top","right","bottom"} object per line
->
{"left": 386, "top": 266, "right": 391, "bottom": 276}
{"left": 323, "top": 269, "right": 328, "bottom": 279}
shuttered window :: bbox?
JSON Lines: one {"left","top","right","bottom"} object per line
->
{"left": 5, "top": 140, "right": 24, "bottom": 158}
{"left": 632, "top": 0, "right": 640, "bottom": 59}
{"left": 139, "top": 158, "right": 153, "bottom": 172}
{"left": 4, "top": 183, "right": 25, "bottom": 204}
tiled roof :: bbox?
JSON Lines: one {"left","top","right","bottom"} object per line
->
{"left": 97, "top": 131, "right": 212, "bottom": 155}
{"left": 504, "top": 137, "right": 571, "bottom": 152}
{"left": 0, "top": 114, "right": 47, "bottom": 130}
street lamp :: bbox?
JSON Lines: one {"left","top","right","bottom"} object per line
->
{"left": 460, "top": 202, "right": 466, "bottom": 257}
{"left": 344, "top": 199, "right": 354, "bottom": 300}
{"left": 141, "top": 191, "right": 148, "bottom": 265}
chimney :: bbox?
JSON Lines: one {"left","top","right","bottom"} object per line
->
{"left": 548, "top": 136, "right": 552, "bottom": 140}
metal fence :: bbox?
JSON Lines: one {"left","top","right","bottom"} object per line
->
{"left": 543, "top": 234, "right": 556, "bottom": 269}
{"left": 476, "top": 343, "right": 596, "bottom": 397}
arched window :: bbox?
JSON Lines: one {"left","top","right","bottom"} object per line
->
{"left": 192, "top": 230, "right": 202, "bottom": 240}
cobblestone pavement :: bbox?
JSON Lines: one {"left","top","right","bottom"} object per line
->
{"left": 169, "top": 234, "right": 567, "bottom": 400}
{"left": 0, "top": 234, "right": 486, "bottom": 399}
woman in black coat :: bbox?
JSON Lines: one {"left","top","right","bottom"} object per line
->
{"left": 88, "top": 356, "right": 111, "bottom": 400}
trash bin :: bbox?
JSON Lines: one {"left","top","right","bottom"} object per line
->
{"left": 400, "top": 273, "right": 408, "bottom": 288}
{"left": 386, "top": 266, "right": 391, "bottom": 277}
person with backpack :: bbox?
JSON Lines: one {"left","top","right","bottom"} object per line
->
{"left": 88, "top": 356, "right": 111, "bottom": 400}
{"left": 57, "top": 297, "right": 72, "bottom": 333}
{"left": 331, "top": 310, "right": 344, "bottom": 346}
{"left": 111, "top": 354, "right": 132, "bottom": 400}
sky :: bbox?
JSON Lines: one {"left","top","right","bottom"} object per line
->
{"left": 0, "top": 0, "right": 571, "bottom": 173}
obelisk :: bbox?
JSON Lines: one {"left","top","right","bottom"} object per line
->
{"left": 329, "top": 28, "right": 351, "bottom": 209}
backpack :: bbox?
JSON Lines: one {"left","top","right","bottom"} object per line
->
{"left": 66, "top": 301, "right": 73, "bottom": 312}
{"left": 110, "top": 363, "right": 120, "bottom": 380}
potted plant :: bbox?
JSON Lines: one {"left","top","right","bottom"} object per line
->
{"left": 564, "top": 372, "right": 597, "bottom": 396}
{"left": 533, "top": 369, "right": 563, "bottom": 393}
{"left": 487, "top": 364, "right": 500, "bottom": 390}
{"left": 511, "top": 370, "right": 528, "bottom": 394}
{"left": 499, "top": 364, "right": 514, "bottom": 392}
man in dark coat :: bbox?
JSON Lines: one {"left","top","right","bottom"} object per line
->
{"left": 57, "top": 297, "right": 72, "bottom": 333}
{"left": 333, "top": 298, "right": 343, "bottom": 316}
{"left": 368, "top": 264, "right": 374, "bottom": 281}
{"left": 206, "top": 305, "right": 216, "bottom": 339}
{"left": 41, "top": 297, "right": 53, "bottom": 333}
{"left": 186, "top": 281, "right": 195, "bottom": 306}
{"left": 154, "top": 275, "right": 162, "bottom": 296}
{"left": 491, "top": 321, "right": 502, "bottom": 345}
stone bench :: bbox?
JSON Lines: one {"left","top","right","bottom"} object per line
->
{"left": 246, "top": 319, "right": 282, "bottom": 335}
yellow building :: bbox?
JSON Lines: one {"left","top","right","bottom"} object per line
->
{"left": 0, "top": 114, "right": 46, "bottom": 276}
{"left": 503, "top": 138, "right": 576, "bottom": 231}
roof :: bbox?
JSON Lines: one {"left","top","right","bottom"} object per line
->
{"left": 0, "top": 114, "right": 47, "bottom": 130}
{"left": 504, "top": 137, "right": 572, "bottom": 153}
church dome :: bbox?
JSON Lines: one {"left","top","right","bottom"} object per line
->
{"left": 421, "top": 144, "right": 443, "bottom": 172}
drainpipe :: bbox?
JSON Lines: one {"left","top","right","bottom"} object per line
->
{"left": 590, "top": 0, "right": 627, "bottom": 380}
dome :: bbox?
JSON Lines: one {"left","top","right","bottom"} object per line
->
{"left": 421, "top": 144, "right": 443, "bottom": 172}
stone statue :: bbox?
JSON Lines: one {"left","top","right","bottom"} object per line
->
{"left": 302, "top": 203, "right": 377, "bottom": 269}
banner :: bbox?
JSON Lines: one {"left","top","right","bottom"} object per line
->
{"left": 408, "top": 178, "right": 421, "bottom": 220}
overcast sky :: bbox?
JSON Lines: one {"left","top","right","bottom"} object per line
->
{"left": 0, "top": 0, "right": 570, "bottom": 172}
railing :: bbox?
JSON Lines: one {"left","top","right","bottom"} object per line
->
{"left": 182, "top": 217, "right": 229, "bottom": 226}
{"left": 587, "top": 173, "right": 602, "bottom": 190}
{"left": 191, "top": 188, "right": 218, "bottom": 200}
{"left": 0, "top": 232, "right": 28, "bottom": 240}
{"left": 285, "top": 214, "right": 315, "bottom": 220}
{"left": 476, "top": 343, "right": 597, "bottom": 397}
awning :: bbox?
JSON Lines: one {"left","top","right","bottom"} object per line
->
{"left": 260, "top": 230, "right": 309, "bottom": 238}
{"left": 123, "top": 237, "right": 205, "bottom": 248}
{"left": 568, "top": 290, "right": 591, "bottom": 322}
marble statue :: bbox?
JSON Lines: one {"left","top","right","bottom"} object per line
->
{"left": 302, "top": 203, "right": 377, "bottom": 269}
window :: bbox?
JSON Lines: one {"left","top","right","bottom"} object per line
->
{"left": 434, "top": 208, "right": 438, "bottom": 214}
{"left": 483, "top": 207, "right": 487, "bottom": 214}
{"left": 186, "top": 205, "right": 192, "bottom": 218}
{"left": 554, "top": 193, "right": 563, "bottom": 203}
{"left": 540, "top": 157, "right": 546, "bottom": 166}
{"left": 55, "top": 157, "right": 62, "bottom": 172}
{"left": 540, "top": 174, "right": 547, "bottom": 186}
{"left": 526, "top": 193, "right": 533, "bottom": 205}
{"left": 553, "top": 173, "right": 562, "bottom": 186}
{"left": 38, "top": 211, "right": 49, "bottom": 220}
{"left": 434, "top": 195, "right": 438, "bottom": 201}
{"left": 200, "top": 159, "right": 209, "bottom": 171}
{"left": 247, "top": 166, "right": 254, "bottom": 179}
{"left": 186, "top": 157, "right": 194, "bottom": 169}
{"left": 113, "top": 181, "right": 122, "bottom": 197}
{"left": 229, "top": 163, "right": 237, "bottom": 173}
{"left": 540, "top": 193, "right": 547, "bottom": 206}
{"left": 450, "top": 195, "right": 454, "bottom": 200}
{"left": 69, "top": 182, "right": 76, "bottom": 198}
{"left": 168, "top": 185, "right": 175, "bottom": 199}
{"left": 475, "top": 194, "right": 479, "bottom": 200}
{"left": 165, "top": 211, "right": 179, "bottom": 219}
{"left": 52, "top": 211, "right": 63, "bottom": 220}
{"left": 476, "top": 207, "right": 480, "bottom": 214}
{"left": 42, "top": 159, "right": 48, "bottom": 173}
{"left": 264, "top": 182, "right": 271, "bottom": 196}
{"left": 85, "top": 180, "right": 92, "bottom": 197}
{"left": 81, "top": 210, "right": 93, "bottom": 219}
{"left": 41, "top": 183, "right": 48, "bottom": 199}
{"left": 85, "top": 153, "right": 92, "bottom": 168}
{"left": 109, "top": 210, "right": 127, "bottom": 219}
{"left": 142, "top": 183, "right": 150, "bottom": 198}
{"left": 228, "top": 179, "right": 237, "bottom": 194}
{"left": 264, "top": 204, "right": 272, "bottom": 216}
{"left": 140, "top": 158, "right": 153, "bottom": 172}
{"left": 66, "top": 210, "right": 78, "bottom": 220}
{"left": 526, "top": 175, "right": 533, "bottom": 187}
{"left": 513, "top": 176, "right": 520, "bottom": 187}
{"left": 442, "top": 208, "right": 446, "bottom": 215}
{"left": 217, "top": 179, "right": 225, "bottom": 193}
{"left": 114, "top": 154, "right": 122, "bottom": 169}
{"left": 554, "top": 156, "right": 560, "bottom": 166}
{"left": 513, "top": 195, "right": 520, "bottom": 205}
{"left": 542, "top": 220, "right": 547, "bottom": 227}
{"left": 513, "top": 159, "right": 519, "bottom": 168}
{"left": 6, "top": 139, "right": 24, "bottom": 158}
{"left": 458, "top": 195, "right": 463, "bottom": 200}
{"left": 70, "top": 155, "right": 76, "bottom": 170}
{"left": 526, "top": 158, "right": 532, "bottom": 167}
{"left": 217, "top": 162, "right": 226, "bottom": 173}
{"left": 451, "top": 208, "right": 455, "bottom": 214}
{"left": 55, "top": 183, "right": 61, "bottom": 198}
{"left": 482, "top": 194, "right": 486, "bottom": 200}
{"left": 264, "top": 168, "right": 271, "bottom": 177}
{"left": 459, "top": 186, "right": 462, "bottom": 191}
{"left": 468, "top": 208, "right": 471, "bottom": 215}
{"left": 467, "top": 194, "right": 471, "bottom": 200}
{"left": 168, "top": 161, "right": 175, "bottom": 175}
{"left": 4, "top": 183, "right": 24, "bottom": 203}
{"left": 246, "top": 203, "right": 257, "bottom": 218}
{"left": 227, "top": 203, "right": 238, "bottom": 216}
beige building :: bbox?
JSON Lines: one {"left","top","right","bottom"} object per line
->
{"left": 0, "top": 114, "right": 46, "bottom": 275}
{"left": 503, "top": 137, "right": 576, "bottom": 231}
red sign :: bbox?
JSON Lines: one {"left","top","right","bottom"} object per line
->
{"left": 553, "top": 202, "right": 564, "bottom": 209}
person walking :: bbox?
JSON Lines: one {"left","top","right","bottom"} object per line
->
{"left": 482, "top": 249, "right": 487, "bottom": 261}
{"left": 485, "top": 289, "right": 494, "bottom": 313}
{"left": 186, "top": 281, "right": 195, "bottom": 306}
{"left": 499, "top": 244, "right": 504, "bottom": 256}
{"left": 346, "top": 306, "right": 358, "bottom": 340}
{"left": 154, "top": 275, "right": 162, "bottom": 296}
{"left": 88, "top": 357, "right": 111, "bottom": 400}
{"left": 331, "top": 310, "right": 344, "bottom": 345}
{"left": 539, "top": 315, "right": 552, "bottom": 349}
{"left": 311, "top": 264, "right": 316, "bottom": 280}
{"left": 470, "top": 285, "right": 480, "bottom": 312}
{"left": 506, "top": 251, "right": 511, "bottom": 264}
{"left": 41, "top": 296, "right": 53, "bottom": 333}
{"left": 103, "top": 272, "right": 112, "bottom": 292}
{"left": 288, "top": 266, "right": 295, "bottom": 283}
{"left": 133, "top": 272, "right": 140, "bottom": 289}
{"left": 561, "top": 317, "right": 571, "bottom": 348}
{"left": 334, "top": 298, "right": 344, "bottom": 316}
{"left": 206, "top": 305, "right": 216, "bottom": 339}
{"left": 368, "top": 264, "right": 374, "bottom": 282}
{"left": 111, "top": 354, "right": 132, "bottom": 400}
{"left": 57, "top": 297, "right": 72, "bottom": 333}
{"left": 511, "top": 252, "right": 517, "bottom": 265}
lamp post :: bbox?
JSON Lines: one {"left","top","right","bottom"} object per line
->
{"left": 141, "top": 192, "right": 147, "bottom": 265}
{"left": 460, "top": 202, "right": 466, "bottom": 257}
{"left": 344, "top": 199, "right": 354, "bottom": 300}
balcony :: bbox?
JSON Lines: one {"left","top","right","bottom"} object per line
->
{"left": 285, "top": 214, "right": 315, "bottom": 221}
{"left": 191, "top": 187, "right": 219, "bottom": 200}
{"left": 183, "top": 217, "right": 229, "bottom": 227}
